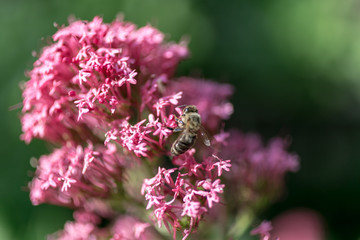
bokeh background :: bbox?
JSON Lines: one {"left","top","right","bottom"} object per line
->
{"left": 1, "top": 0, "right": 360, "bottom": 239}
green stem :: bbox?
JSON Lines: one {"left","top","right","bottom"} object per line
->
{"left": 228, "top": 208, "right": 255, "bottom": 239}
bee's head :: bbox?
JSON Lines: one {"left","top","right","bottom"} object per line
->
{"left": 182, "top": 105, "right": 198, "bottom": 114}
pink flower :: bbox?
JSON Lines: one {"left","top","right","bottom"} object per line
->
{"left": 21, "top": 16, "right": 188, "bottom": 145}
{"left": 196, "top": 179, "right": 224, "bottom": 208}
{"left": 217, "top": 129, "right": 299, "bottom": 205}
{"left": 21, "top": 15, "right": 299, "bottom": 240}
{"left": 48, "top": 221, "right": 100, "bottom": 240}
{"left": 251, "top": 221, "right": 275, "bottom": 240}
{"left": 30, "top": 143, "right": 125, "bottom": 207}
{"left": 141, "top": 153, "right": 231, "bottom": 239}
{"left": 153, "top": 91, "right": 182, "bottom": 120}
{"left": 111, "top": 216, "right": 158, "bottom": 240}
{"left": 50, "top": 213, "right": 158, "bottom": 240}
{"left": 73, "top": 210, "right": 101, "bottom": 225}
{"left": 212, "top": 154, "right": 232, "bottom": 176}
{"left": 104, "top": 114, "right": 175, "bottom": 158}
{"left": 181, "top": 198, "right": 207, "bottom": 219}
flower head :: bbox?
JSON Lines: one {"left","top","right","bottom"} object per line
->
{"left": 111, "top": 216, "right": 158, "bottom": 240}
{"left": 22, "top": 16, "right": 235, "bottom": 240}
{"left": 141, "top": 152, "right": 231, "bottom": 239}
{"left": 49, "top": 214, "right": 157, "bottom": 240}
{"left": 21, "top": 16, "right": 189, "bottom": 146}
{"left": 20, "top": 15, "right": 296, "bottom": 240}
{"left": 217, "top": 129, "right": 299, "bottom": 208}
{"left": 30, "top": 143, "right": 124, "bottom": 207}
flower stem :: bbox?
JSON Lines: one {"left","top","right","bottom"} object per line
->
{"left": 228, "top": 208, "right": 255, "bottom": 239}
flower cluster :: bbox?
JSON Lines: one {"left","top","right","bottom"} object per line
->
{"left": 21, "top": 16, "right": 188, "bottom": 147}
{"left": 30, "top": 143, "right": 124, "bottom": 207}
{"left": 21, "top": 16, "right": 236, "bottom": 240}
{"left": 141, "top": 151, "right": 231, "bottom": 239}
{"left": 21, "top": 16, "right": 298, "bottom": 240}
{"left": 48, "top": 210, "right": 157, "bottom": 240}
{"left": 216, "top": 130, "right": 299, "bottom": 209}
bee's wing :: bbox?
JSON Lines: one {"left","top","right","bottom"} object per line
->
{"left": 199, "top": 125, "right": 211, "bottom": 146}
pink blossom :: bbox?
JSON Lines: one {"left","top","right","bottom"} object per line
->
{"left": 181, "top": 198, "right": 207, "bottom": 219}
{"left": 218, "top": 129, "right": 299, "bottom": 204}
{"left": 73, "top": 210, "right": 101, "bottom": 225}
{"left": 104, "top": 116, "right": 174, "bottom": 158}
{"left": 212, "top": 154, "right": 232, "bottom": 176}
{"left": 251, "top": 221, "right": 275, "bottom": 240}
{"left": 141, "top": 153, "right": 231, "bottom": 239}
{"left": 30, "top": 143, "right": 125, "bottom": 207}
{"left": 20, "top": 15, "right": 299, "bottom": 240}
{"left": 153, "top": 91, "right": 182, "bottom": 120}
{"left": 51, "top": 213, "right": 158, "bottom": 240}
{"left": 111, "top": 216, "right": 158, "bottom": 240}
{"left": 48, "top": 221, "right": 99, "bottom": 240}
{"left": 21, "top": 16, "right": 188, "bottom": 145}
{"left": 196, "top": 179, "right": 224, "bottom": 208}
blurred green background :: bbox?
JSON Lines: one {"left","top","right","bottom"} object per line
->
{"left": 1, "top": 0, "right": 360, "bottom": 239}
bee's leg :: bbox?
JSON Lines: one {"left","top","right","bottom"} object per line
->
{"left": 172, "top": 127, "right": 184, "bottom": 132}
{"left": 166, "top": 126, "right": 184, "bottom": 132}
{"left": 175, "top": 117, "right": 185, "bottom": 126}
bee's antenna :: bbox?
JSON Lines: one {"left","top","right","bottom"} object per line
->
{"left": 8, "top": 102, "right": 23, "bottom": 111}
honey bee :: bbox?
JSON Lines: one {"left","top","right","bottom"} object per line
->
{"left": 171, "top": 105, "right": 211, "bottom": 156}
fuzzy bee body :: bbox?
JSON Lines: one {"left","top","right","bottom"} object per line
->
{"left": 171, "top": 130, "right": 197, "bottom": 156}
{"left": 171, "top": 105, "right": 209, "bottom": 156}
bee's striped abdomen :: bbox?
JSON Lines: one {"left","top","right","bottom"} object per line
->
{"left": 171, "top": 132, "right": 197, "bottom": 156}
